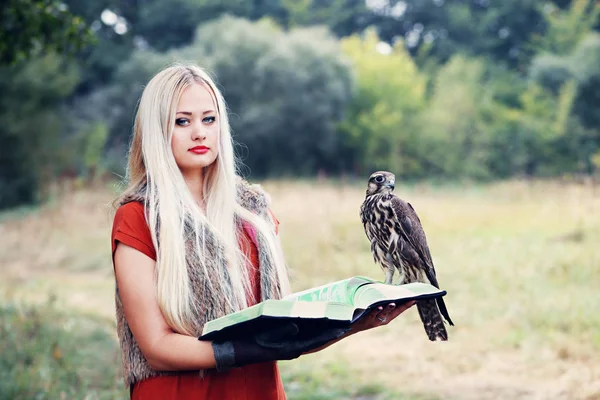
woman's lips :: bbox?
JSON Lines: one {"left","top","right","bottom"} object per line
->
{"left": 189, "top": 146, "right": 209, "bottom": 154}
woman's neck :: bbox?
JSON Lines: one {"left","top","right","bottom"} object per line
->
{"left": 182, "top": 170, "right": 205, "bottom": 209}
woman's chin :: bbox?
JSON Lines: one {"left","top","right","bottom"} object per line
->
{"left": 179, "top": 160, "right": 217, "bottom": 173}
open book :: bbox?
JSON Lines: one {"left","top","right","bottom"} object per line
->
{"left": 199, "top": 276, "right": 446, "bottom": 342}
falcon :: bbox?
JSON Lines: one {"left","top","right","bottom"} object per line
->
{"left": 359, "top": 171, "right": 454, "bottom": 341}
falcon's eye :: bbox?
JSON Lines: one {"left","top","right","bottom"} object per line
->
{"left": 375, "top": 176, "right": 385, "bottom": 183}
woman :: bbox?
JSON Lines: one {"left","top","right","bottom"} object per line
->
{"left": 110, "top": 63, "right": 415, "bottom": 399}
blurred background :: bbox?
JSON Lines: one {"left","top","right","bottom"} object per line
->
{"left": 1, "top": 0, "right": 599, "bottom": 399}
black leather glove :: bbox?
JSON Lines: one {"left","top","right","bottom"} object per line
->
{"left": 210, "top": 322, "right": 349, "bottom": 372}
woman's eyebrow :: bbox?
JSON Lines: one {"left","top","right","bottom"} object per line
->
{"left": 176, "top": 109, "right": 215, "bottom": 115}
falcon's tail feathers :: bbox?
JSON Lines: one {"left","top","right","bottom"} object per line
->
{"left": 417, "top": 299, "right": 448, "bottom": 341}
{"left": 436, "top": 297, "right": 454, "bottom": 326}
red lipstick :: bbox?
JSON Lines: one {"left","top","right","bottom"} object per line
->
{"left": 189, "top": 146, "right": 209, "bottom": 155}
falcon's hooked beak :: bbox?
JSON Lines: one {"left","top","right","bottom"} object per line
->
{"left": 384, "top": 180, "right": 395, "bottom": 190}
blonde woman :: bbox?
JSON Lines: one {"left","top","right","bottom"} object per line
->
{"left": 110, "top": 63, "right": 415, "bottom": 400}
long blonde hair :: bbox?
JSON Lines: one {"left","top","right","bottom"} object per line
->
{"left": 114, "top": 63, "right": 290, "bottom": 335}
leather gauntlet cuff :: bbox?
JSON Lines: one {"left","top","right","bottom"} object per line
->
{"left": 212, "top": 341, "right": 236, "bottom": 372}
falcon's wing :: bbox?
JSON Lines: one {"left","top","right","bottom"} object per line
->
{"left": 390, "top": 196, "right": 440, "bottom": 288}
{"left": 390, "top": 195, "right": 454, "bottom": 327}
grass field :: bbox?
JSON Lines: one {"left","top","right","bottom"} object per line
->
{"left": 1, "top": 178, "right": 599, "bottom": 399}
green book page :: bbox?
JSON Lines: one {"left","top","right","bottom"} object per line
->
{"left": 203, "top": 300, "right": 287, "bottom": 334}
{"left": 201, "top": 298, "right": 355, "bottom": 336}
{"left": 283, "top": 276, "right": 375, "bottom": 304}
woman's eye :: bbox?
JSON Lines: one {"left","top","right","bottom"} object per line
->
{"left": 203, "top": 116, "right": 216, "bottom": 124}
{"left": 175, "top": 118, "right": 190, "bottom": 126}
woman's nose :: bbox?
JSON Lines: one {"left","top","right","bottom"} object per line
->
{"left": 191, "top": 124, "right": 206, "bottom": 140}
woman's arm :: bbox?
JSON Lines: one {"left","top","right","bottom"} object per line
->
{"left": 114, "top": 242, "right": 217, "bottom": 371}
{"left": 115, "top": 240, "right": 416, "bottom": 370}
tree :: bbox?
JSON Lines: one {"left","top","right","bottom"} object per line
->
{"left": 0, "top": 55, "right": 80, "bottom": 209}
{"left": 283, "top": 0, "right": 377, "bottom": 37}
{"left": 529, "top": 0, "right": 600, "bottom": 55}
{"left": 338, "top": 29, "right": 426, "bottom": 177}
{"left": 87, "top": 15, "right": 354, "bottom": 177}
{"left": 60, "top": 0, "right": 289, "bottom": 93}
{"left": 488, "top": 80, "right": 586, "bottom": 177}
{"left": 0, "top": 0, "right": 91, "bottom": 209}
{"left": 529, "top": 0, "right": 600, "bottom": 172}
{"left": 418, "top": 55, "right": 492, "bottom": 179}
{"left": 370, "top": 0, "right": 548, "bottom": 68}
{"left": 0, "top": 0, "right": 93, "bottom": 65}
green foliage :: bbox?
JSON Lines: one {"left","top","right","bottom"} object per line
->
{"left": 514, "top": 80, "right": 587, "bottom": 175}
{"left": 61, "top": 0, "right": 292, "bottom": 92}
{"left": 373, "top": 0, "right": 548, "bottom": 68}
{"left": 138, "top": 1, "right": 268, "bottom": 45}
{"left": 418, "top": 55, "right": 491, "bottom": 179}
{"left": 481, "top": 68, "right": 590, "bottom": 177}
{"left": 97, "top": 15, "right": 353, "bottom": 176}
{"left": 528, "top": 1, "right": 600, "bottom": 173}
{"left": 569, "top": 34, "right": 600, "bottom": 131}
{"left": 283, "top": 0, "right": 375, "bottom": 37}
{"left": 82, "top": 122, "right": 110, "bottom": 182}
{"left": 0, "top": 0, "right": 93, "bottom": 65}
{"left": 529, "top": 1, "right": 600, "bottom": 97}
{"left": 531, "top": 0, "right": 600, "bottom": 55}
{"left": 0, "top": 297, "right": 126, "bottom": 399}
{"left": 3, "top": 0, "right": 600, "bottom": 209}
{"left": 339, "top": 30, "right": 426, "bottom": 176}
{"left": 415, "top": 52, "right": 592, "bottom": 178}
{"left": 0, "top": 54, "right": 80, "bottom": 209}
{"left": 529, "top": 53, "right": 573, "bottom": 95}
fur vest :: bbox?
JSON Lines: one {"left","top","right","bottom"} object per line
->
{"left": 114, "top": 177, "right": 286, "bottom": 388}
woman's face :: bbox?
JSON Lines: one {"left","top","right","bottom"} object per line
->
{"left": 171, "top": 82, "right": 220, "bottom": 176}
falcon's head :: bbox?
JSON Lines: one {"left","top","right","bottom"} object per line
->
{"left": 365, "top": 171, "right": 395, "bottom": 196}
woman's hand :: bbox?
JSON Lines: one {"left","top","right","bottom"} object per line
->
{"left": 212, "top": 322, "right": 350, "bottom": 371}
{"left": 348, "top": 300, "right": 417, "bottom": 335}
{"left": 300, "top": 300, "right": 417, "bottom": 356}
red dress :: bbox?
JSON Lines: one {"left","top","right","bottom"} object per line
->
{"left": 111, "top": 202, "right": 287, "bottom": 400}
